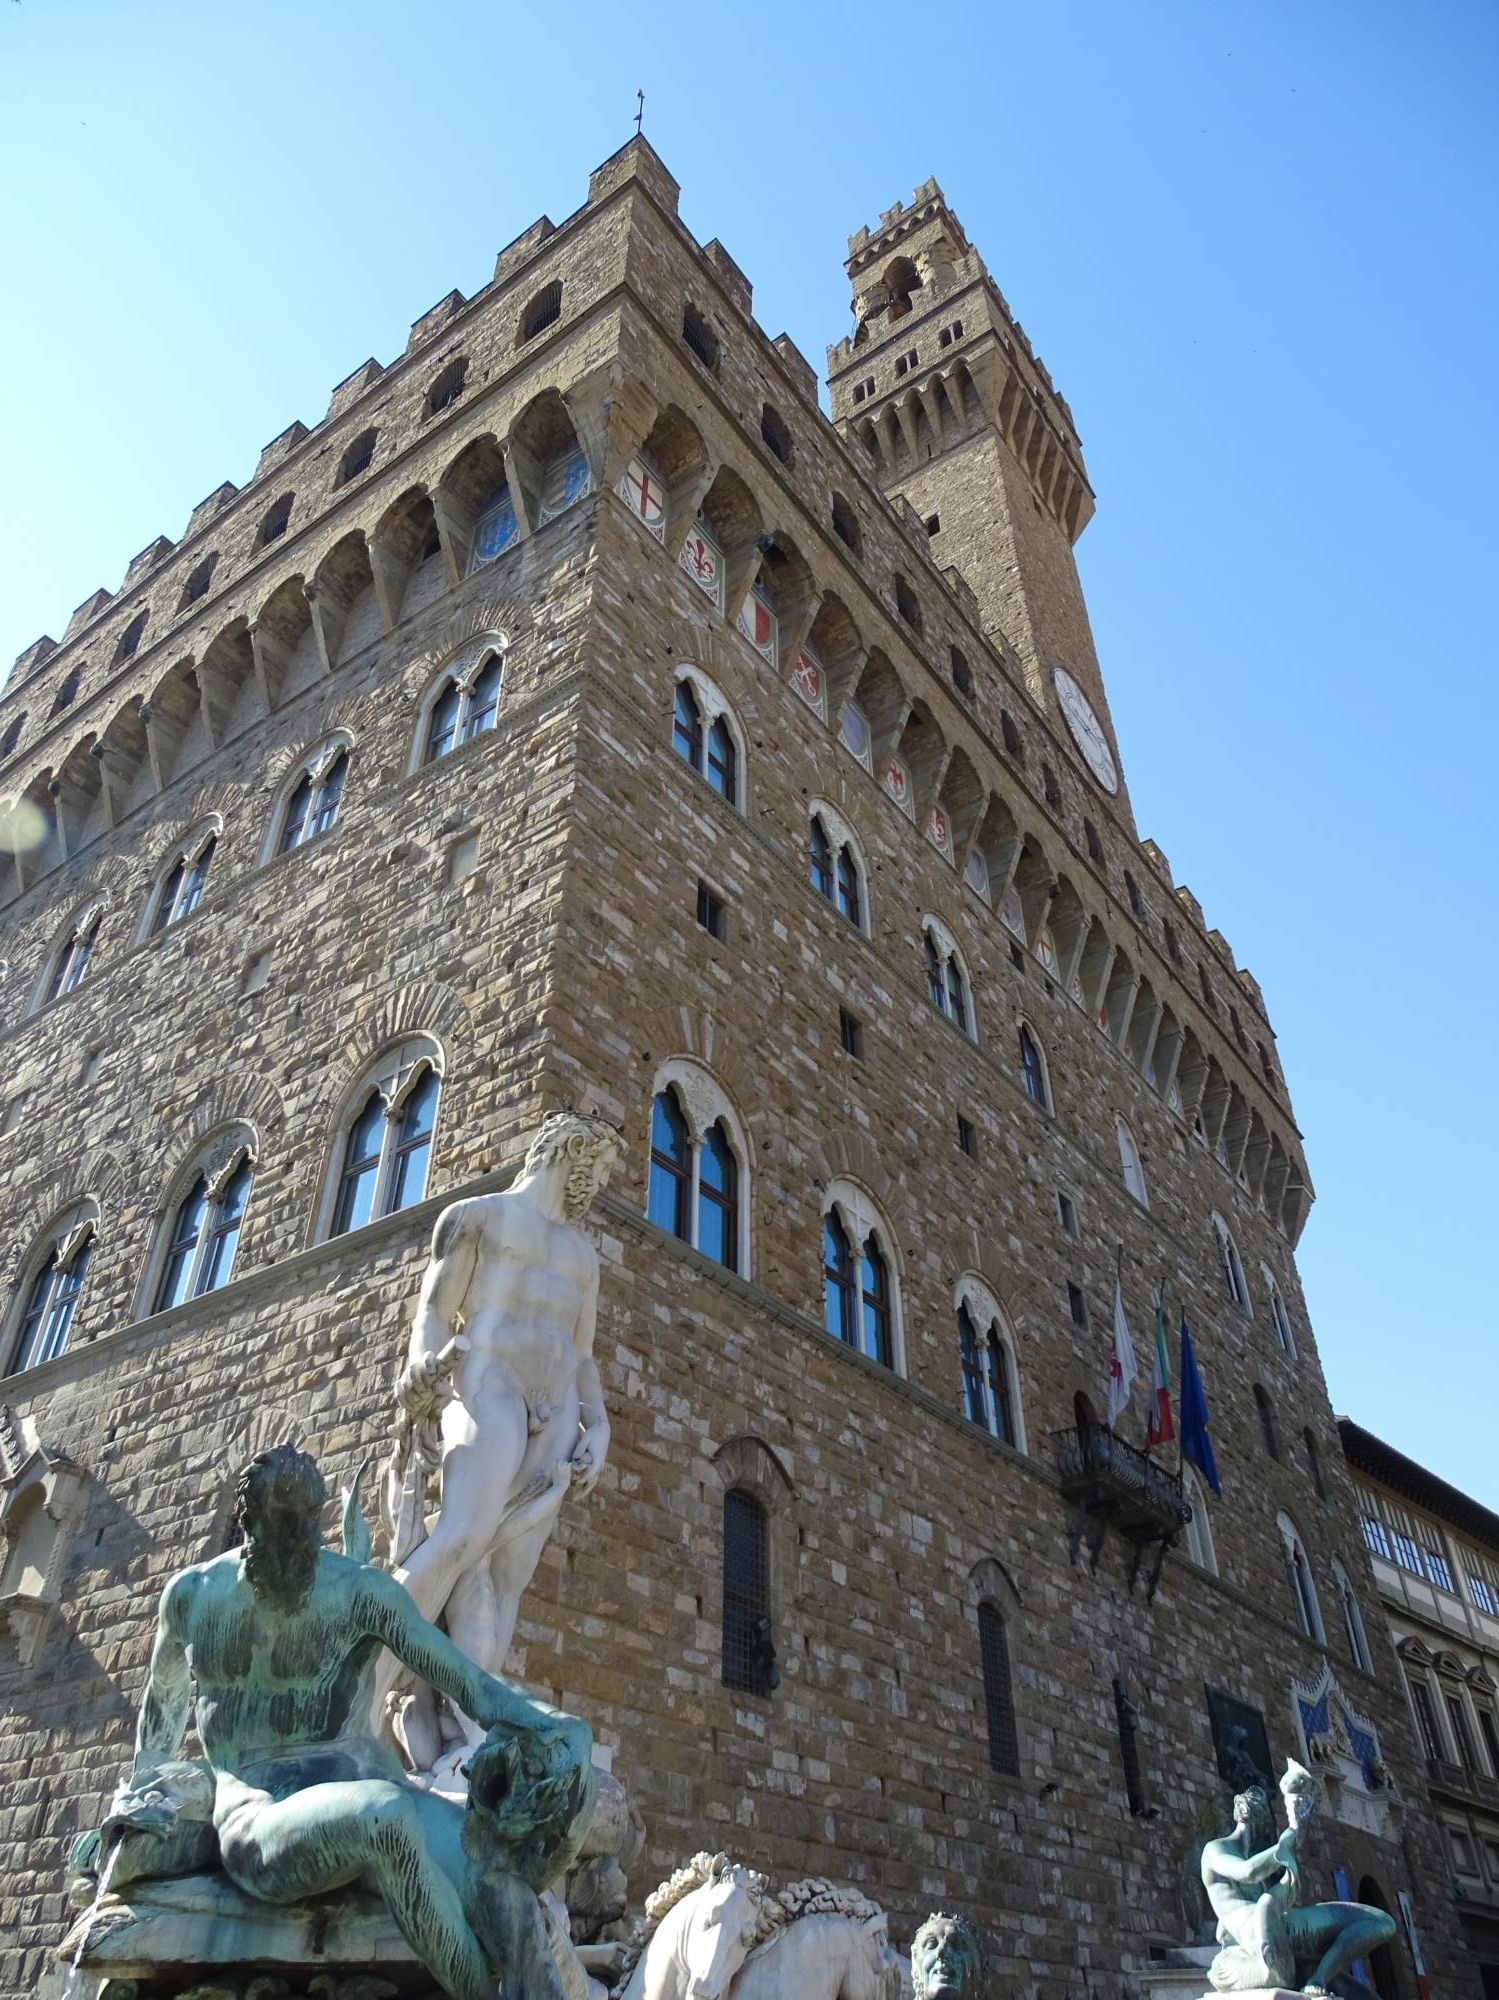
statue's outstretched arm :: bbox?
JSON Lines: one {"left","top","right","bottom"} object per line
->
{"left": 134, "top": 1574, "right": 195, "bottom": 1765}
{"left": 362, "top": 1568, "right": 588, "bottom": 1752}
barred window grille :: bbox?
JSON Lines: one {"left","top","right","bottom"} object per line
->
{"left": 722, "top": 1490, "right": 775, "bottom": 1696}
{"left": 977, "top": 1600, "right": 1019, "bottom": 1775}
{"left": 1113, "top": 1677, "right": 1146, "bottom": 1815}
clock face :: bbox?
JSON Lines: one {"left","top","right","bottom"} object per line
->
{"left": 1051, "top": 667, "right": 1119, "bottom": 795}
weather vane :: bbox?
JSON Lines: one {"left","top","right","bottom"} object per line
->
{"left": 635, "top": 89, "right": 644, "bottom": 136}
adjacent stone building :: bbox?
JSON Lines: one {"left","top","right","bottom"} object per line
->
{"left": 0, "top": 137, "right": 1479, "bottom": 1997}
{"left": 1341, "top": 1421, "right": 1499, "bottom": 1998}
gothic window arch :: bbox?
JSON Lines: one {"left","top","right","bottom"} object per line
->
{"left": 412, "top": 642, "right": 507, "bottom": 770}
{"left": 970, "top": 1560, "right": 1021, "bottom": 1776}
{"left": 113, "top": 610, "right": 149, "bottom": 664}
{"left": 821, "top": 1179, "right": 903, "bottom": 1374}
{"left": 671, "top": 667, "right": 743, "bottom": 808}
{"left": 259, "top": 492, "right": 293, "bottom": 546}
{"left": 956, "top": 1275, "right": 1024, "bottom": 1450}
{"left": 319, "top": 1037, "right": 444, "bottom": 1241}
{"left": 1278, "top": 1511, "right": 1325, "bottom": 1643}
{"left": 1262, "top": 1264, "right": 1298, "bottom": 1359}
{"left": 1018, "top": 1023, "right": 1051, "bottom": 1110}
{"left": 921, "top": 916, "right": 974, "bottom": 1039}
{"left": 143, "top": 1127, "right": 257, "bottom": 1316}
{"left": 807, "top": 802, "right": 868, "bottom": 933}
{"left": 1212, "top": 1213, "right": 1252, "bottom": 1313}
{"left": 140, "top": 820, "right": 220, "bottom": 941}
{"left": 711, "top": 1435, "right": 791, "bottom": 1699}
{"left": 1333, "top": 1558, "right": 1373, "bottom": 1675}
{"left": 1183, "top": 1464, "right": 1218, "bottom": 1574}
{"left": 32, "top": 900, "right": 104, "bottom": 1013}
{"left": 4, "top": 1201, "right": 98, "bottom": 1377}
{"left": 264, "top": 734, "right": 352, "bottom": 863}
{"left": 1117, "top": 1120, "right": 1149, "bottom": 1206}
{"left": 646, "top": 1061, "right": 749, "bottom": 1276}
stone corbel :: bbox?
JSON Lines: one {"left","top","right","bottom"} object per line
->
{"left": 662, "top": 456, "right": 720, "bottom": 565}
{"left": 304, "top": 582, "right": 345, "bottom": 679}
{"left": 245, "top": 626, "right": 287, "bottom": 716}
{"left": 428, "top": 489, "right": 470, "bottom": 589}
{"left": 366, "top": 542, "right": 406, "bottom": 637}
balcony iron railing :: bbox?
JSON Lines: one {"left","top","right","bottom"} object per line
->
{"left": 1049, "top": 1417, "right": 1192, "bottom": 1600}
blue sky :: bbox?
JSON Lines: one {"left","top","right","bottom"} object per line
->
{"left": 2, "top": 2, "right": 1495, "bottom": 1499}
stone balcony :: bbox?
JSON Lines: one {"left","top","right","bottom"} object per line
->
{"left": 1048, "top": 1417, "right": 1191, "bottom": 1600}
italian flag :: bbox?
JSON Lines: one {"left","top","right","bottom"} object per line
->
{"left": 1146, "top": 1301, "right": 1176, "bottom": 1448}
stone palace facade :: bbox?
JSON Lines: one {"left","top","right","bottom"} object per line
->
{"left": 0, "top": 137, "right": 1478, "bottom": 1998}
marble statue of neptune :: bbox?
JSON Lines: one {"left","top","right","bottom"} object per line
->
{"left": 379, "top": 1111, "right": 624, "bottom": 1767}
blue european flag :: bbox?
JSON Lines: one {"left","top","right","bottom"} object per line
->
{"left": 1180, "top": 1318, "right": 1221, "bottom": 1496}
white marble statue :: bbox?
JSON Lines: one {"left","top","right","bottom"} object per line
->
{"left": 377, "top": 1110, "right": 625, "bottom": 1770}
{"left": 618, "top": 1858, "right": 905, "bottom": 2000}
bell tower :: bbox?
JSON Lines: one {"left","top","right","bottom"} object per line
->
{"left": 827, "top": 182, "right": 1129, "bottom": 815}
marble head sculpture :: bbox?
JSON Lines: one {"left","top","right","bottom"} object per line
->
{"left": 910, "top": 1911, "right": 987, "bottom": 2000}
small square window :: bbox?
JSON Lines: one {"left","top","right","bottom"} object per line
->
{"left": 925, "top": 513, "right": 941, "bottom": 536}
{"left": 1058, "top": 1190, "right": 1079, "bottom": 1238}
{"left": 697, "top": 880, "right": 726, "bottom": 940}
{"left": 839, "top": 1007, "right": 864, "bottom": 1059}
{"left": 239, "top": 950, "right": 272, "bottom": 997}
{"left": 956, "top": 1113, "right": 977, "bottom": 1157}
{"left": 1009, "top": 940, "right": 1027, "bottom": 974}
{"left": 447, "top": 831, "right": 480, "bottom": 886}
{"left": 1068, "top": 1282, "right": 1089, "bottom": 1329}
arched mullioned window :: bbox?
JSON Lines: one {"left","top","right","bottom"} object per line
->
{"left": 323, "top": 1040, "right": 442, "bottom": 1241}
{"left": 956, "top": 1279, "right": 1022, "bottom": 1449}
{"left": 922, "top": 919, "right": 972, "bottom": 1037}
{"left": 821, "top": 1181, "right": 901, "bottom": 1372}
{"left": 1278, "top": 1512, "right": 1325, "bottom": 1643}
{"left": 1117, "top": 1121, "right": 1148, "bottom": 1206}
{"left": 1262, "top": 1265, "right": 1298, "bottom": 1360}
{"left": 808, "top": 806, "right": 865, "bottom": 931}
{"left": 150, "top": 1135, "right": 255, "bottom": 1313}
{"left": 1334, "top": 1559, "right": 1373, "bottom": 1675}
{"left": 37, "top": 903, "right": 102, "bottom": 1010}
{"left": 671, "top": 669, "right": 741, "bottom": 806}
{"left": 145, "top": 824, "right": 219, "bottom": 939}
{"left": 1212, "top": 1213, "right": 1251, "bottom": 1313}
{"left": 645, "top": 1063, "right": 749, "bottom": 1275}
{"left": 1018, "top": 1024, "right": 1050, "bottom": 1110}
{"left": 4, "top": 1205, "right": 97, "bottom": 1376}
{"left": 420, "top": 646, "right": 504, "bottom": 766}
{"left": 269, "top": 737, "right": 350, "bottom": 860}
{"left": 722, "top": 1489, "right": 776, "bottom": 1695}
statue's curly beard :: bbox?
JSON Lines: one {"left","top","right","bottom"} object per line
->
{"left": 243, "top": 1521, "right": 321, "bottom": 1612}
{"left": 563, "top": 1163, "right": 599, "bottom": 1221}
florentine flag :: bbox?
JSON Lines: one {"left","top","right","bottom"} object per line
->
{"left": 1146, "top": 1300, "right": 1175, "bottom": 1448}
{"left": 1107, "top": 1276, "right": 1138, "bottom": 1425}
{"left": 1179, "top": 1317, "right": 1221, "bottom": 1495}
